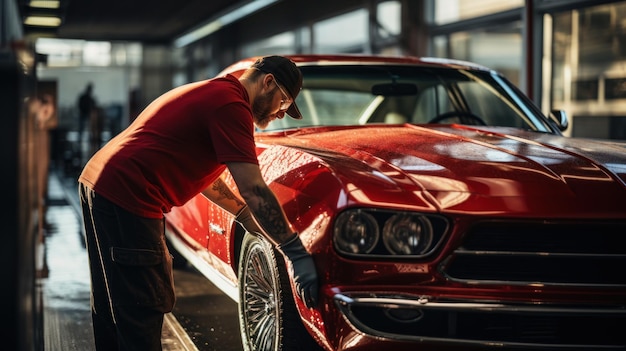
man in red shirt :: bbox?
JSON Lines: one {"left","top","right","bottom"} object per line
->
{"left": 78, "top": 55, "right": 317, "bottom": 351}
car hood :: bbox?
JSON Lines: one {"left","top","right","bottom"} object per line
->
{"left": 259, "top": 125, "right": 626, "bottom": 216}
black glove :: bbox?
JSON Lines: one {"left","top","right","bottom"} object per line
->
{"left": 277, "top": 234, "right": 318, "bottom": 308}
{"left": 235, "top": 205, "right": 262, "bottom": 234}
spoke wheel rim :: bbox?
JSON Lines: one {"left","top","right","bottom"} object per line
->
{"left": 242, "top": 242, "right": 279, "bottom": 351}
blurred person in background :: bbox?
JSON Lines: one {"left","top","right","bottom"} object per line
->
{"left": 77, "top": 83, "right": 97, "bottom": 161}
{"left": 29, "top": 92, "right": 57, "bottom": 277}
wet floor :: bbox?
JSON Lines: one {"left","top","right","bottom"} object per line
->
{"left": 38, "top": 169, "right": 240, "bottom": 350}
{"left": 39, "top": 201, "right": 94, "bottom": 350}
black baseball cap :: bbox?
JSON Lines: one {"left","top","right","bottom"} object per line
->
{"left": 252, "top": 55, "right": 303, "bottom": 119}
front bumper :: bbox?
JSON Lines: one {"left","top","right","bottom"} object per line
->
{"left": 333, "top": 293, "right": 626, "bottom": 350}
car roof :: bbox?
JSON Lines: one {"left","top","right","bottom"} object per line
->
{"left": 219, "top": 54, "right": 493, "bottom": 77}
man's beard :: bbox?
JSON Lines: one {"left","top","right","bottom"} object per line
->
{"left": 251, "top": 88, "right": 277, "bottom": 130}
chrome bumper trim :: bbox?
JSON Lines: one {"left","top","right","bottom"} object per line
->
{"left": 334, "top": 293, "right": 626, "bottom": 350}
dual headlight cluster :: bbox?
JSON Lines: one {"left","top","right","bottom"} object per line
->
{"left": 333, "top": 208, "right": 448, "bottom": 258}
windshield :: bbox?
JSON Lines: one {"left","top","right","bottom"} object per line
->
{"left": 262, "top": 64, "right": 555, "bottom": 133}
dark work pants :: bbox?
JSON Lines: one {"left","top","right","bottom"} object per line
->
{"left": 79, "top": 183, "right": 176, "bottom": 351}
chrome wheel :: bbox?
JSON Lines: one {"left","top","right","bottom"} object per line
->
{"left": 238, "top": 233, "right": 323, "bottom": 351}
{"left": 239, "top": 234, "right": 281, "bottom": 351}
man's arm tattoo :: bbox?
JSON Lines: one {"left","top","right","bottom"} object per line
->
{"left": 212, "top": 178, "right": 245, "bottom": 207}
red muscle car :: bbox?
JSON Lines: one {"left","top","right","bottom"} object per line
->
{"left": 165, "top": 54, "right": 626, "bottom": 351}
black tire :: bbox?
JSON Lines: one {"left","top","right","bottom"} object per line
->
{"left": 237, "top": 232, "right": 321, "bottom": 351}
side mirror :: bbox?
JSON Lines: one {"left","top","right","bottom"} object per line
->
{"left": 549, "top": 110, "right": 569, "bottom": 132}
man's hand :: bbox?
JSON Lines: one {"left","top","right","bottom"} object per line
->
{"left": 277, "top": 234, "right": 318, "bottom": 308}
{"left": 235, "top": 205, "right": 262, "bottom": 234}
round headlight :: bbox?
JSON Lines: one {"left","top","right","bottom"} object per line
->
{"left": 382, "top": 214, "right": 433, "bottom": 255}
{"left": 334, "top": 210, "right": 379, "bottom": 254}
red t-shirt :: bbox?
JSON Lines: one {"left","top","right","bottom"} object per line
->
{"left": 79, "top": 74, "right": 258, "bottom": 218}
